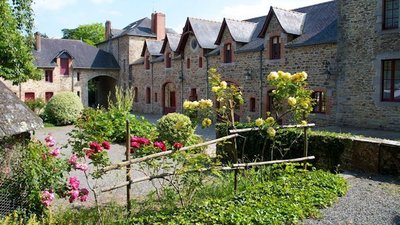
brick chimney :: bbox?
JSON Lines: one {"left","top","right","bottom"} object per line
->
{"left": 105, "top": 20, "right": 112, "bottom": 40}
{"left": 34, "top": 32, "right": 41, "bottom": 51}
{"left": 151, "top": 12, "right": 166, "bottom": 41}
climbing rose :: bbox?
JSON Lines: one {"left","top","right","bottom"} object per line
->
{"left": 69, "top": 176, "right": 80, "bottom": 190}
{"left": 101, "top": 141, "right": 111, "bottom": 150}
{"left": 265, "top": 117, "right": 275, "bottom": 125}
{"left": 267, "top": 127, "right": 276, "bottom": 138}
{"left": 75, "top": 163, "right": 89, "bottom": 172}
{"left": 154, "top": 141, "right": 167, "bottom": 151}
{"left": 267, "top": 71, "right": 279, "bottom": 81}
{"left": 85, "top": 149, "right": 95, "bottom": 159}
{"left": 44, "top": 134, "right": 56, "bottom": 147}
{"left": 255, "top": 118, "right": 264, "bottom": 127}
{"left": 89, "top": 142, "right": 102, "bottom": 152}
{"left": 131, "top": 141, "right": 141, "bottom": 149}
{"left": 79, "top": 188, "right": 89, "bottom": 202}
{"left": 68, "top": 154, "right": 78, "bottom": 165}
{"left": 131, "top": 137, "right": 150, "bottom": 145}
{"left": 49, "top": 147, "right": 61, "bottom": 157}
{"left": 69, "top": 190, "right": 79, "bottom": 203}
{"left": 202, "top": 118, "right": 212, "bottom": 128}
{"left": 173, "top": 142, "right": 183, "bottom": 150}
{"left": 41, "top": 191, "right": 55, "bottom": 207}
{"left": 287, "top": 97, "right": 297, "bottom": 107}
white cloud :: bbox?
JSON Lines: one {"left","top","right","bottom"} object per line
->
{"left": 33, "top": 0, "right": 77, "bottom": 11}
{"left": 90, "top": 0, "right": 114, "bottom": 4}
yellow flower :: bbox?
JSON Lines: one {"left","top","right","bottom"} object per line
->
{"left": 288, "top": 97, "right": 297, "bottom": 107}
{"left": 255, "top": 118, "right": 264, "bottom": 127}
{"left": 202, "top": 118, "right": 212, "bottom": 128}
{"left": 281, "top": 72, "right": 291, "bottom": 81}
{"left": 209, "top": 68, "right": 217, "bottom": 74}
{"left": 199, "top": 99, "right": 213, "bottom": 109}
{"left": 301, "top": 120, "right": 308, "bottom": 126}
{"left": 220, "top": 81, "right": 228, "bottom": 89}
{"left": 301, "top": 102, "right": 309, "bottom": 109}
{"left": 212, "top": 86, "right": 221, "bottom": 93}
{"left": 191, "top": 101, "right": 199, "bottom": 109}
{"left": 300, "top": 71, "right": 308, "bottom": 81}
{"left": 267, "top": 127, "right": 276, "bottom": 138}
{"left": 267, "top": 71, "right": 279, "bottom": 81}
{"left": 265, "top": 116, "right": 275, "bottom": 125}
{"left": 183, "top": 100, "right": 192, "bottom": 110}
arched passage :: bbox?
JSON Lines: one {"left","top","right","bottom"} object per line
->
{"left": 87, "top": 76, "right": 117, "bottom": 108}
{"left": 162, "top": 82, "right": 177, "bottom": 114}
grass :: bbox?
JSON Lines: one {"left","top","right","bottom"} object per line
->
{"left": 1, "top": 164, "right": 348, "bottom": 225}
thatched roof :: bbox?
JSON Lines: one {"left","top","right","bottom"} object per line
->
{"left": 0, "top": 81, "right": 43, "bottom": 138}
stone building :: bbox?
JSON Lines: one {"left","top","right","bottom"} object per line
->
{"left": 2, "top": 33, "right": 120, "bottom": 107}
{"left": 129, "top": 0, "right": 400, "bottom": 131}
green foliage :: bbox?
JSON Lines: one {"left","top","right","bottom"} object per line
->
{"left": 62, "top": 23, "right": 104, "bottom": 46}
{"left": 0, "top": 0, "right": 41, "bottom": 84}
{"left": 156, "top": 113, "right": 195, "bottom": 145}
{"left": 43, "top": 92, "right": 83, "bottom": 126}
{"left": 108, "top": 86, "right": 133, "bottom": 113}
{"left": 25, "top": 98, "right": 45, "bottom": 113}
{"left": 0, "top": 140, "right": 68, "bottom": 216}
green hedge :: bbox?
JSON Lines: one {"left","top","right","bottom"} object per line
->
{"left": 216, "top": 123, "right": 353, "bottom": 171}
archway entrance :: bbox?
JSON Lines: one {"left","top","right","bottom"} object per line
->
{"left": 88, "top": 76, "right": 117, "bottom": 108}
{"left": 162, "top": 82, "right": 177, "bottom": 114}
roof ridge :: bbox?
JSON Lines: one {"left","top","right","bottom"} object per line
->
{"left": 293, "top": 0, "right": 335, "bottom": 11}
{"left": 272, "top": 6, "right": 306, "bottom": 15}
{"left": 225, "top": 18, "right": 257, "bottom": 24}
{"left": 188, "top": 17, "right": 221, "bottom": 24}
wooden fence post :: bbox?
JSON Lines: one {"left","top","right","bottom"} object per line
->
{"left": 125, "top": 120, "right": 131, "bottom": 215}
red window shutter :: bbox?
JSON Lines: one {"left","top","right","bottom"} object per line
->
{"left": 60, "top": 58, "right": 69, "bottom": 75}
{"left": 45, "top": 92, "right": 54, "bottom": 102}
{"left": 24, "top": 92, "right": 35, "bottom": 101}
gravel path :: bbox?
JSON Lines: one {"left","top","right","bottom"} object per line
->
{"left": 303, "top": 172, "right": 400, "bottom": 225}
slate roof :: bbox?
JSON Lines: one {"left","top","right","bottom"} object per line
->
{"left": 34, "top": 38, "right": 119, "bottom": 69}
{"left": 0, "top": 81, "right": 43, "bottom": 138}
{"left": 215, "top": 19, "right": 258, "bottom": 44}
{"left": 234, "top": 15, "right": 267, "bottom": 53}
{"left": 273, "top": 7, "right": 306, "bottom": 35}
{"left": 141, "top": 40, "right": 163, "bottom": 56}
{"left": 161, "top": 33, "right": 182, "bottom": 53}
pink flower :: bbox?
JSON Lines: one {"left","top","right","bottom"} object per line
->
{"left": 68, "top": 176, "right": 80, "bottom": 190}
{"left": 173, "top": 143, "right": 183, "bottom": 150}
{"left": 41, "top": 190, "right": 55, "bottom": 207}
{"left": 154, "top": 141, "right": 167, "bottom": 152}
{"left": 89, "top": 142, "right": 102, "bottom": 152}
{"left": 49, "top": 147, "right": 61, "bottom": 157}
{"left": 79, "top": 188, "right": 89, "bottom": 202}
{"left": 85, "top": 149, "right": 95, "bottom": 159}
{"left": 69, "top": 190, "right": 79, "bottom": 203}
{"left": 68, "top": 154, "right": 78, "bottom": 165}
{"left": 45, "top": 134, "right": 56, "bottom": 147}
{"left": 75, "top": 163, "right": 89, "bottom": 172}
{"left": 131, "top": 141, "right": 140, "bottom": 149}
{"left": 131, "top": 136, "right": 150, "bottom": 146}
{"left": 101, "top": 141, "right": 111, "bottom": 150}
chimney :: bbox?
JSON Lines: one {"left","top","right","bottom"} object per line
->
{"left": 34, "top": 32, "right": 41, "bottom": 51}
{"left": 151, "top": 12, "right": 166, "bottom": 41}
{"left": 105, "top": 20, "right": 112, "bottom": 40}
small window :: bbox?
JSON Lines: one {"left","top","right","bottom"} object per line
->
{"left": 270, "top": 36, "right": 281, "bottom": 60}
{"left": 198, "top": 56, "right": 203, "bottom": 68}
{"left": 45, "top": 92, "right": 53, "bottom": 102}
{"left": 145, "top": 56, "right": 150, "bottom": 70}
{"left": 187, "top": 57, "right": 191, "bottom": 69}
{"left": 154, "top": 92, "right": 158, "bottom": 102}
{"left": 249, "top": 97, "right": 256, "bottom": 112}
{"left": 166, "top": 53, "right": 172, "bottom": 68}
{"left": 383, "top": 0, "right": 399, "bottom": 30}
{"left": 382, "top": 59, "right": 400, "bottom": 102}
{"left": 60, "top": 58, "right": 69, "bottom": 75}
{"left": 45, "top": 70, "right": 53, "bottom": 83}
{"left": 224, "top": 43, "right": 232, "bottom": 63}
{"left": 25, "top": 92, "right": 35, "bottom": 101}
{"left": 189, "top": 88, "right": 198, "bottom": 101}
{"left": 146, "top": 87, "right": 151, "bottom": 104}
{"left": 77, "top": 72, "right": 80, "bottom": 81}
{"left": 77, "top": 91, "right": 80, "bottom": 97}
{"left": 134, "top": 87, "right": 138, "bottom": 102}
{"left": 312, "top": 91, "right": 326, "bottom": 113}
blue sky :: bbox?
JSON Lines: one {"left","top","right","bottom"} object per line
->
{"left": 33, "top": 0, "right": 332, "bottom": 38}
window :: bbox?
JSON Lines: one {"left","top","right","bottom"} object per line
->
{"left": 187, "top": 57, "right": 191, "bottom": 69}
{"left": 249, "top": 97, "right": 256, "bottom": 112}
{"left": 145, "top": 56, "right": 150, "bottom": 70}
{"left": 24, "top": 92, "right": 35, "bottom": 101}
{"left": 77, "top": 72, "right": 80, "bottom": 81}
{"left": 224, "top": 43, "right": 232, "bottom": 63}
{"left": 270, "top": 36, "right": 281, "bottom": 59}
{"left": 45, "top": 92, "right": 53, "bottom": 102}
{"left": 198, "top": 56, "right": 203, "bottom": 68}
{"left": 189, "top": 88, "right": 198, "bottom": 101}
{"left": 166, "top": 53, "right": 172, "bottom": 68}
{"left": 312, "top": 91, "right": 326, "bottom": 113}
{"left": 134, "top": 87, "right": 138, "bottom": 102}
{"left": 382, "top": 59, "right": 400, "bottom": 102}
{"left": 383, "top": 0, "right": 399, "bottom": 29}
{"left": 146, "top": 87, "right": 151, "bottom": 104}
{"left": 60, "top": 58, "right": 69, "bottom": 75}
{"left": 154, "top": 92, "right": 158, "bottom": 102}
{"left": 45, "top": 70, "right": 53, "bottom": 83}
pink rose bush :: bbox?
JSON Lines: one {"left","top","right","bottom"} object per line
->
{"left": 67, "top": 176, "right": 89, "bottom": 203}
{"left": 41, "top": 190, "right": 55, "bottom": 207}
{"left": 130, "top": 136, "right": 171, "bottom": 156}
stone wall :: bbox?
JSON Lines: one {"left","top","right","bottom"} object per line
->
{"left": 337, "top": 0, "right": 400, "bottom": 130}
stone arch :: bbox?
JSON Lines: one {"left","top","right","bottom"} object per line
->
{"left": 85, "top": 75, "right": 118, "bottom": 108}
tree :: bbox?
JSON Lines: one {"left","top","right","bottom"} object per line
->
{"left": 0, "top": 0, "right": 41, "bottom": 85}
{"left": 62, "top": 23, "right": 105, "bottom": 46}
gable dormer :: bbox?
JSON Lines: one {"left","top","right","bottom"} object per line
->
{"left": 161, "top": 33, "right": 181, "bottom": 68}
{"left": 54, "top": 50, "right": 73, "bottom": 75}
{"left": 141, "top": 40, "right": 163, "bottom": 70}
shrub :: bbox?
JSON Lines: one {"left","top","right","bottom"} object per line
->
{"left": 25, "top": 98, "right": 45, "bottom": 114}
{"left": 43, "top": 92, "right": 83, "bottom": 125}
{"left": 156, "top": 113, "right": 195, "bottom": 145}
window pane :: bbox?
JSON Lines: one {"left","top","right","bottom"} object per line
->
{"left": 383, "top": 80, "right": 392, "bottom": 99}
{"left": 395, "top": 79, "right": 400, "bottom": 100}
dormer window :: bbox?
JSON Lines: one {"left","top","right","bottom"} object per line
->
{"left": 383, "top": 0, "right": 399, "bottom": 30}
{"left": 224, "top": 43, "right": 233, "bottom": 63}
{"left": 270, "top": 36, "right": 281, "bottom": 59}
{"left": 60, "top": 58, "right": 69, "bottom": 75}
{"left": 166, "top": 52, "right": 172, "bottom": 68}
{"left": 45, "top": 70, "right": 53, "bottom": 83}
{"left": 145, "top": 56, "right": 150, "bottom": 70}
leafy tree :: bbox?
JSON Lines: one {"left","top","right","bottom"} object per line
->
{"left": 0, "top": 0, "right": 41, "bottom": 84}
{"left": 62, "top": 23, "right": 105, "bottom": 46}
